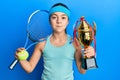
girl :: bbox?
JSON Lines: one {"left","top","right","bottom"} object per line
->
{"left": 15, "top": 3, "right": 95, "bottom": 80}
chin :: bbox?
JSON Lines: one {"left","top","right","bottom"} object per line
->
{"left": 55, "top": 30, "right": 65, "bottom": 33}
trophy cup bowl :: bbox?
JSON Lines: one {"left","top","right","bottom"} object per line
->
{"left": 75, "top": 16, "right": 98, "bottom": 70}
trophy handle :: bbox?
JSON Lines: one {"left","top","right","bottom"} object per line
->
{"left": 93, "top": 21, "right": 96, "bottom": 36}
{"left": 90, "top": 21, "right": 97, "bottom": 53}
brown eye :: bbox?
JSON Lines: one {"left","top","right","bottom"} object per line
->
{"left": 51, "top": 16, "right": 57, "bottom": 19}
{"left": 62, "top": 16, "right": 67, "bottom": 19}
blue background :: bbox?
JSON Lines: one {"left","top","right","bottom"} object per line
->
{"left": 0, "top": 0, "right": 120, "bottom": 80}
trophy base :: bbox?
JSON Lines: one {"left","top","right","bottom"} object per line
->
{"left": 82, "top": 57, "right": 98, "bottom": 70}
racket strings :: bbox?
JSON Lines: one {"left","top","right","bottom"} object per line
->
{"left": 27, "top": 10, "right": 52, "bottom": 42}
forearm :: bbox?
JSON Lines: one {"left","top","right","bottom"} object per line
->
{"left": 77, "top": 61, "right": 86, "bottom": 74}
{"left": 75, "top": 47, "right": 86, "bottom": 74}
{"left": 16, "top": 42, "right": 43, "bottom": 73}
{"left": 19, "top": 60, "right": 33, "bottom": 73}
{"left": 79, "top": 65, "right": 86, "bottom": 74}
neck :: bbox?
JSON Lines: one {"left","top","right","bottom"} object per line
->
{"left": 51, "top": 32, "right": 67, "bottom": 41}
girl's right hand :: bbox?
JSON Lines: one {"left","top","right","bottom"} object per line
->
{"left": 15, "top": 48, "right": 29, "bottom": 60}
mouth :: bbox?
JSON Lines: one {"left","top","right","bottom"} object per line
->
{"left": 56, "top": 25, "right": 62, "bottom": 27}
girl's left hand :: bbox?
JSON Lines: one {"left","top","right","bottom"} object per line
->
{"left": 84, "top": 46, "right": 96, "bottom": 58}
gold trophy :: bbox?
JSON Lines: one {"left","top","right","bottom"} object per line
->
{"left": 74, "top": 16, "right": 98, "bottom": 70}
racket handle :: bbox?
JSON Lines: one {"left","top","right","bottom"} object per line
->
{"left": 9, "top": 59, "right": 18, "bottom": 70}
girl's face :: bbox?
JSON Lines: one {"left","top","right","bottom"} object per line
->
{"left": 50, "top": 12, "right": 69, "bottom": 33}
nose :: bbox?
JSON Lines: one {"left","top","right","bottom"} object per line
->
{"left": 56, "top": 17, "right": 62, "bottom": 24}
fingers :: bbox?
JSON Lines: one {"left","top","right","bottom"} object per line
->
{"left": 16, "top": 48, "right": 25, "bottom": 52}
{"left": 15, "top": 47, "right": 26, "bottom": 59}
{"left": 84, "top": 46, "right": 95, "bottom": 58}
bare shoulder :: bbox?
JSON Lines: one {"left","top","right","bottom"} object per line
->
{"left": 34, "top": 41, "right": 46, "bottom": 52}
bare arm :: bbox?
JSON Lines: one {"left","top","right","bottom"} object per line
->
{"left": 73, "top": 38, "right": 86, "bottom": 74}
{"left": 16, "top": 42, "right": 45, "bottom": 73}
{"left": 74, "top": 47, "right": 86, "bottom": 74}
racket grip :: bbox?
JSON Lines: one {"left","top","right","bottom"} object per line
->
{"left": 9, "top": 59, "right": 18, "bottom": 70}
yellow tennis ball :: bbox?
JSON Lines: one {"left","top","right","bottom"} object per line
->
{"left": 17, "top": 50, "right": 29, "bottom": 60}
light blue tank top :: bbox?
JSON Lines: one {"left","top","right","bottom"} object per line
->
{"left": 42, "top": 35, "right": 75, "bottom": 80}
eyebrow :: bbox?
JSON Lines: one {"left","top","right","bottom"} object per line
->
{"left": 52, "top": 13, "right": 67, "bottom": 17}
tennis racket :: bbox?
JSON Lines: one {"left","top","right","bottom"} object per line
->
{"left": 9, "top": 10, "right": 52, "bottom": 70}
